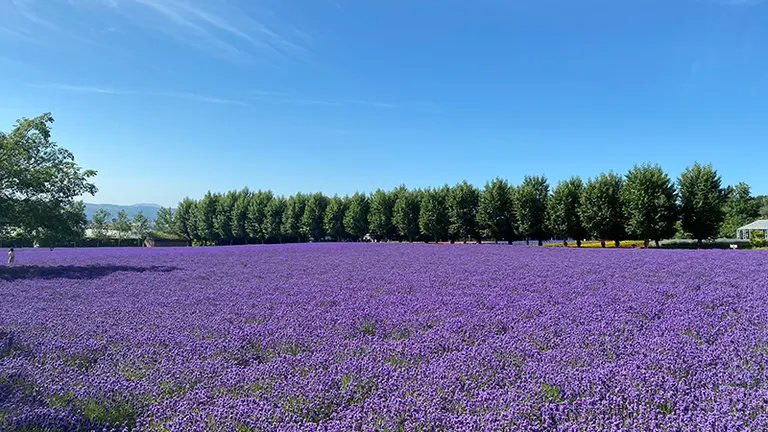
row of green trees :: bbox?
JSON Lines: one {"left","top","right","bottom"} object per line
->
{"left": 157, "top": 163, "right": 766, "bottom": 248}
{"left": 89, "top": 209, "right": 151, "bottom": 246}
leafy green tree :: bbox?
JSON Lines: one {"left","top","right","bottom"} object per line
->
{"left": 91, "top": 208, "right": 111, "bottom": 246}
{"left": 196, "top": 192, "right": 220, "bottom": 244}
{"left": 515, "top": 175, "right": 550, "bottom": 246}
{"left": 419, "top": 186, "right": 450, "bottom": 242}
{"left": 301, "top": 193, "right": 329, "bottom": 241}
{"left": 174, "top": 198, "right": 196, "bottom": 246}
{"left": 369, "top": 189, "right": 396, "bottom": 241}
{"left": 324, "top": 195, "right": 347, "bottom": 241}
{"left": 264, "top": 196, "right": 287, "bottom": 243}
{"left": 759, "top": 195, "right": 768, "bottom": 219}
{"left": 154, "top": 207, "right": 174, "bottom": 234}
{"left": 622, "top": 164, "right": 678, "bottom": 248}
{"left": 719, "top": 182, "right": 759, "bottom": 238}
{"left": 393, "top": 186, "right": 421, "bottom": 242}
{"left": 0, "top": 113, "right": 97, "bottom": 237}
{"left": 132, "top": 211, "right": 151, "bottom": 246}
{"left": 678, "top": 162, "right": 727, "bottom": 247}
{"left": 231, "top": 188, "right": 251, "bottom": 243}
{"left": 477, "top": 178, "right": 516, "bottom": 243}
{"left": 112, "top": 209, "right": 131, "bottom": 246}
{"left": 546, "top": 177, "right": 586, "bottom": 247}
{"left": 282, "top": 193, "right": 307, "bottom": 242}
{"left": 448, "top": 181, "right": 480, "bottom": 243}
{"left": 344, "top": 192, "right": 370, "bottom": 241}
{"left": 580, "top": 172, "right": 626, "bottom": 248}
{"left": 32, "top": 201, "right": 88, "bottom": 249}
{"left": 215, "top": 190, "right": 237, "bottom": 244}
{"left": 247, "top": 190, "right": 274, "bottom": 243}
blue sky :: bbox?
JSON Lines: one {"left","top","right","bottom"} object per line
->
{"left": 1, "top": 0, "right": 766, "bottom": 206}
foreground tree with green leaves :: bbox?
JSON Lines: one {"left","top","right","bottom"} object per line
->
{"left": 547, "top": 177, "right": 586, "bottom": 247}
{"left": 0, "top": 113, "right": 97, "bottom": 244}
{"left": 230, "top": 188, "right": 251, "bottom": 243}
{"left": 393, "top": 187, "right": 421, "bottom": 242}
{"left": 174, "top": 198, "right": 196, "bottom": 246}
{"left": 622, "top": 163, "right": 678, "bottom": 248}
{"left": 419, "top": 186, "right": 450, "bottom": 243}
{"left": 324, "top": 195, "right": 347, "bottom": 241}
{"left": 301, "top": 192, "right": 329, "bottom": 241}
{"left": 215, "top": 191, "right": 237, "bottom": 244}
{"left": 282, "top": 193, "right": 307, "bottom": 242}
{"left": 719, "top": 182, "right": 759, "bottom": 239}
{"left": 247, "top": 190, "right": 274, "bottom": 244}
{"left": 477, "top": 178, "right": 516, "bottom": 243}
{"left": 678, "top": 162, "right": 727, "bottom": 247}
{"left": 448, "top": 181, "right": 480, "bottom": 243}
{"left": 369, "top": 189, "right": 396, "bottom": 241}
{"left": 31, "top": 200, "right": 88, "bottom": 249}
{"left": 580, "top": 172, "right": 625, "bottom": 248}
{"left": 196, "top": 192, "right": 220, "bottom": 244}
{"left": 263, "top": 196, "right": 287, "bottom": 243}
{"left": 344, "top": 192, "right": 370, "bottom": 241}
{"left": 515, "top": 176, "right": 550, "bottom": 246}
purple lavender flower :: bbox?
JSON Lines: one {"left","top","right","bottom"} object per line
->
{"left": 1, "top": 245, "right": 767, "bottom": 431}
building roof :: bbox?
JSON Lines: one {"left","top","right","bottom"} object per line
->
{"left": 737, "top": 220, "right": 768, "bottom": 231}
{"left": 84, "top": 229, "right": 138, "bottom": 239}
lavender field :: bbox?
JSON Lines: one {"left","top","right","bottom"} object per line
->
{"left": 2, "top": 245, "right": 768, "bottom": 431}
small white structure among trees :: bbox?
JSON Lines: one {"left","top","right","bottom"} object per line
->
{"left": 736, "top": 220, "right": 768, "bottom": 240}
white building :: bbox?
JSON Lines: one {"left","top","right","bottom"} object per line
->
{"left": 736, "top": 220, "right": 768, "bottom": 240}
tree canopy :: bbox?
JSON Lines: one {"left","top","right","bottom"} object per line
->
{"left": 515, "top": 176, "right": 550, "bottom": 246}
{"left": 477, "top": 178, "right": 515, "bottom": 243}
{"left": 580, "top": 172, "right": 626, "bottom": 248}
{"left": 678, "top": 163, "right": 727, "bottom": 246}
{"left": 622, "top": 164, "right": 678, "bottom": 248}
{"left": 547, "top": 177, "right": 586, "bottom": 247}
{"left": 1, "top": 113, "right": 96, "bottom": 245}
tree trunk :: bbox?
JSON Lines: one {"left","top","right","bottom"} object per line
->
{"left": 538, "top": 239, "right": 543, "bottom": 246}
{"left": 644, "top": 238, "right": 649, "bottom": 249}
{"left": 525, "top": 238, "right": 530, "bottom": 246}
{"left": 562, "top": 239, "right": 568, "bottom": 247}
{"left": 601, "top": 240, "right": 606, "bottom": 248}
{"left": 696, "top": 238, "right": 702, "bottom": 249}
{"left": 655, "top": 239, "right": 660, "bottom": 248}
{"left": 576, "top": 239, "right": 582, "bottom": 248}
{"left": 614, "top": 239, "right": 621, "bottom": 248}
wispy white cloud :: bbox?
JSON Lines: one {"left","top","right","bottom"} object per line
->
{"left": 27, "top": 82, "right": 251, "bottom": 106}
{"left": 326, "top": 0, "right": 344, "bottom": 12}
{"left": 249, "top": 90, "right": 398, "bottom": 109}
{"left": 108, "top": 0, "right": 305, "bottom": 62}
{"left": 712, "top": 0, "right": 764, "bottom": 5}
{"left": 1, "top": 0, "right": 307, "bottom": 63}
{"left": 27, "top": 83, "right": 135, "bottom": 94}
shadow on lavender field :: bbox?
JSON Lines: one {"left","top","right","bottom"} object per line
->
{"left": 0, "top": 265, "right": 179, "bottom": 281}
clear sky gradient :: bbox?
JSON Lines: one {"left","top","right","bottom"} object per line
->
{"left": 1, "top": 0, "right": 766, "bottom": 207}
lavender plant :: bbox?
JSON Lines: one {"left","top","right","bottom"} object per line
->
{"left": 2, "top": 245, "right": 767, "bottom": 431}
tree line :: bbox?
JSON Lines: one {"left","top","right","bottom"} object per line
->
{"left": 3, "top": 113, "right": 766, "bottom": 249}
{"left": 154, "top": 163, "right": 767, "bottom": 248}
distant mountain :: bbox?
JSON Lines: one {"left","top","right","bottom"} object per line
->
{"left": 84, "top": 203, "right": 167, "bottom": 221}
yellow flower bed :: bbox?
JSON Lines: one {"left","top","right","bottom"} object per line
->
{"left": 545, "top": 240, "right": 646, "bottom": 248}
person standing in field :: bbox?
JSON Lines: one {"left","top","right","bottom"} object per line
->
{"left": 8, "top": 248, "right": 15, "bottom": 264}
